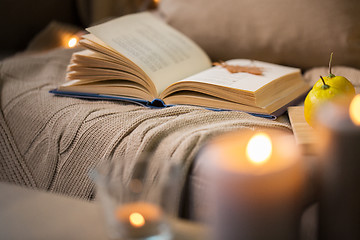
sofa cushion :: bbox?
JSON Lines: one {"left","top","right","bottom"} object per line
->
{"left": 157, "top": 0, "right": 360, "bottom": 70}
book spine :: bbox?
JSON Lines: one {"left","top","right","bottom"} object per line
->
{"left": 147, "top": 98, "right": 166, "bottom": 108}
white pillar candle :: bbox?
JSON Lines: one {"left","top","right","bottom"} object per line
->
{"left": 316, "top": 95, "right": 360, "bottom": 240}
{"left": 199, "top": 129, "right": 305, "bottom": 240}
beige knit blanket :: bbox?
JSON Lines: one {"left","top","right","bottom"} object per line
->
{"left": 1, "top": 48, "right": 359, "bottom": 215}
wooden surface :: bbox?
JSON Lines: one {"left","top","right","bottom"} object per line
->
{"left": 288, "top": 106, "right": 316, "bottom": 155}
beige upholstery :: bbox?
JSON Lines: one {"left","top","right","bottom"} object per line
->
{"left": 158, "top": 0, "right": 360, "bottom": 70}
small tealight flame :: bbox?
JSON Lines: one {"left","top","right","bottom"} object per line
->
{"left": 67, "top": 37, "right": 78, "bottom": 48}
{"left": 129, "top": 212, "right": 145, "bottom": 228}
{"left": 246, "top": 133, "right": 272, "bottom": 165}
{"left": 350, "top": 94, "right": 360, "bottom": 126}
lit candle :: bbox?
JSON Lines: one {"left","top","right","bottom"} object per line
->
{"left": 199, "top": 130, "right": 305, "bottom": 240}
{"left": 316, "top": 95, "right": 360, "bottom": 240}
{"left": 67, "top": 37, "right": 78, "bottom": 48}
{"left": 349, "top": 94, "right": 360, "bottom": 125}
{"left": 92, "top": 167, "right": 171, "bottom": 240}
{"left": 114, "top": 201, "right": 170, "bottom": 239}
{"left": 61, "top": 32, "right": 82, "bottom": 49}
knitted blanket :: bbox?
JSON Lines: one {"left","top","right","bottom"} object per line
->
{"left": 1, "top": 48, "right": 358, "bottom": 215}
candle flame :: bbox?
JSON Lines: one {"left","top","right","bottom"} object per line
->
{"left": 67, "top": 37, "right": 78, "bottom": 48}
{"left": 129, "top": 212, "right": 145, "bottom": 228}
{"left": 246, "top": 133, "right": 272, "bottom": 165}
{"left": 350, "top": 95, "right": 360, "bottom": 126}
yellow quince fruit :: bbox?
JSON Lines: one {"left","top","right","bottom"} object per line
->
{"left": 304, "top": 53, "right": 355, "bottom": 126}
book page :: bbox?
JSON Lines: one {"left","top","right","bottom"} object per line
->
{"left": 179, "top": 59, "right": 301, "bottom": 92}
{"left": 87, "top": 12, "right": 212, "bottom": 95}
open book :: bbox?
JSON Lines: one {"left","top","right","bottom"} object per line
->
{"left": 50, "top": 12, "right": 310, "bottom": 118}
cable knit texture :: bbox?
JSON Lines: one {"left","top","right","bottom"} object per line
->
{"left": 1, "top": 48, "right": 358, "bottom": 214}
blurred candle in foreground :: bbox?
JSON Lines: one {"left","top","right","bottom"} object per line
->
{"left": 92, "top": 164, "right": 172, "bottom": 240}
{"left": 316, "top": 95, "right": 360, "bottom": 240}
{"left": 115, "top": 201, "right": 168, "bottom": 239}
{"left": 349, "top": 94, "right": 360, "bottom": 125}
{"left": 199, "top": 129, "right": 305, "bottom": 240}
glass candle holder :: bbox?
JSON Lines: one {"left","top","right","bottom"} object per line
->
{"left": 90, "top": 159, "right": 172, "bottom": 240}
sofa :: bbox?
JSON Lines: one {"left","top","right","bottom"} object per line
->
{"left": 1, "top": 0, "right": 360, "bottom": 238}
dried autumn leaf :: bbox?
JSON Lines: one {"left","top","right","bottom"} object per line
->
{"left": 213, "top": 61, "right": 263, "bottom": 75}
